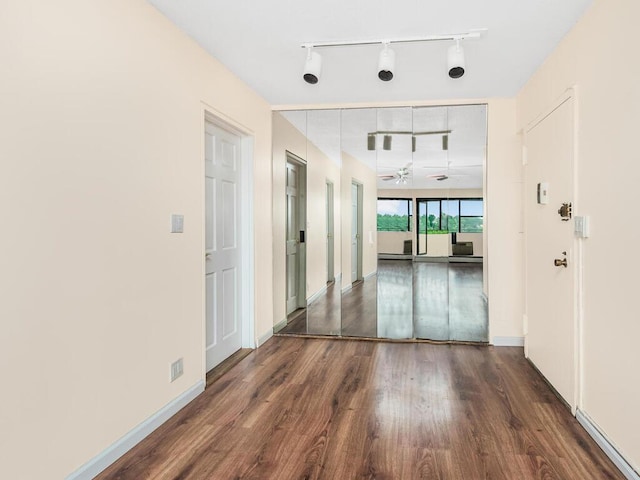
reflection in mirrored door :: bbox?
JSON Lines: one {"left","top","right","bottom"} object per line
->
{"left": 374, "top": 107, "right": 415, "bottom": 339}
{"left": 273, "top": 109, "right": 342, "bottom": 336}
{"left": 273, "top": 105, "right": 488, "bottom": 342}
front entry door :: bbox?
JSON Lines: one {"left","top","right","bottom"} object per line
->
{"left": 524, "top": 96, "right": 576, "bottom": 408}
{"left": 205, "top": 122, "right": 242, "bottom": 371}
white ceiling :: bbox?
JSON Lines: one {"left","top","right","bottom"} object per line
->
{"left": 147, "top": 0, "right": 593, "bottom": 105}
{"left": 280, "top": 104, "right": 487, "bottom": 190}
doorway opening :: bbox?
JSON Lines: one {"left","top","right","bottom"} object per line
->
{"left": 351, "top": 181, "right": 363, "bottom": 285}
{"left": 286, "top": 152, "right": 307, "bottom": 319}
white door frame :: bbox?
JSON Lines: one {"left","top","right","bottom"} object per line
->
{"left": 326, "top": 180, "right": 335, "bottom": 284}
{"left": 351, "top": 181, "right": 363, "bottom": 284}
{"left": 202, "top": 107, "right": 255, "bottom": 373}
{"left": 285, "top": 151, "right": 307, "bottom": 314}
{"left": 523, "top": 86, "right": 581, "bottom": 412}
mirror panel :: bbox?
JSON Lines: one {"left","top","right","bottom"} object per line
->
{"left": 413, "top": 106, "right": 451, "bottom": 340}
{"left": 375, "top": 107, "right": 414, "bottom": 339}
{"left": 340, "top": 108, "right": 378, "bottom": 337}
{"left": 445, "top": 104, "right": 488, "bottom": 342}
{"left": 273, "top": 109, "right": 343, "bottom": 335}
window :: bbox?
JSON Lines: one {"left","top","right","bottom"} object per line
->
{"left": 416, "top": 198, "right": 483, "bottom": 233}
{"left": 377, "top": 199, "right": 412, "bottom": 231}
{"left": 460, "top": 199, "right": 484, "bottom": 233}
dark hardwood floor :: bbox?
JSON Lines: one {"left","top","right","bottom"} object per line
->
{"left": 97, "top": 337, "right": 623, "bottom": 480}
{"left": 279, "top": 260, "right": 488, "bottom": 342}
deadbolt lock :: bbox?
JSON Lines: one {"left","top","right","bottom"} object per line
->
{"left": 558, "top": 202, "right": 572, "bottom": 221}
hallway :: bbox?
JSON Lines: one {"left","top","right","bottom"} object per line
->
{"left": 97, "top": 337, "right": 622, "bottom": 479}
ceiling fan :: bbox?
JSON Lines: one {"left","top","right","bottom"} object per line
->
{"left": 378, "top": 164, "right": 411, "bottom": 183}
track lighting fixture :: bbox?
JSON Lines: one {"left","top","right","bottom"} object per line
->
{"left": 366, "top": 130, "right": 451, "bottom": 152}
{"left": 447, "top": 40, "right": 465, "bottom": 79}
{"left": 300, "top": 30, "right": 485, "bottom": 84}
{"left": 303, "top": 47, "right": 322, "bottom": 84}
{"left": 377, "top": 43, "right": 395, "bottom": 81}
{"left": 367, "top": 134, "right": 376, "bottom": 150}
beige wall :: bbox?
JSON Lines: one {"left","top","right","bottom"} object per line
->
{"left": 272, "top": 113, "right": 342, "bottom": 325}
{"left": 485, "top": 99, "right": 524, "bottom": 339}
{"left": 341, "top": 153, "right": 379, "bottom": 282}
{"left": 0, "top": 1, "right": 272, "bottom": 478}
{"left": 517, "top": 0, "right": 640, "bottom": 471}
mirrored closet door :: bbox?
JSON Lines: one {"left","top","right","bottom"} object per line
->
{"left": 272, "top": 105, "right": 487, "bottom": 342}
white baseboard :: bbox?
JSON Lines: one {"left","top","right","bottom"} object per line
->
{"left": 306, "top": 285, "right": 327, "bottom": 305}
{"left": 257, "top": 327, "right": 274, "bottom": 346}
{"left": 576, "top": 410, "right": 639, "bottom": 480}
{"left": 66, "top": 380, "right": 205, "bottom": 480}
{"left": 491, "top": 336, "right": 525, "bottom": 347}
{"left": 272, "top": 318, "right": 288, "bottom": 334}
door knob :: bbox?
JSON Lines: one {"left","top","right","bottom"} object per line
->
{"left": 554, "top": 258, "right": 567, "bottom": 267}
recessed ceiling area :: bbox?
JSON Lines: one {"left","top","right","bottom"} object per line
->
{"left": 147, "top": 0, "right": 593, "bottom": 105}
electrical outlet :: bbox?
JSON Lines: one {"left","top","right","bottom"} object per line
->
{"left": 170, "top": 358, "right": 183, "bottom": 382}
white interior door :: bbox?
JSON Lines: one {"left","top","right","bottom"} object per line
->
{"left": 351, "top": 182, "right": 362, "bottom": 283}
{"left": 205, "top": 122, "right": 242, "bottom": 372}
{"left": 286, "top": 161, "right": 300, "bottom": 315}
{"left": 525, "top": 97, "right": 576, "bottom": 408}
{"left": 326, "top": 181, "right": 334, "bottom": 284}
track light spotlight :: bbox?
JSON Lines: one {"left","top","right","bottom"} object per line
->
{"left": 303, "top": 47, "right": 322, "bottom": 84}
{"left": 383, "top": 135, "right": 392, "bottom": 150}
{"left": 367, "top": 134, "right": 376, "bottom": 151}
{"left": 447, "top": 40, "right": 465, "bottom": 79}
{"left": 377, "top": 43, "right": 395, "bottom": 82}
{"left": 442, "top": 134, "right": 449, "bottom": 150}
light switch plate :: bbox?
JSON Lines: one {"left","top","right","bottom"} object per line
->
{"left": 170, "top": 214, "right": 184, "bottom": 233}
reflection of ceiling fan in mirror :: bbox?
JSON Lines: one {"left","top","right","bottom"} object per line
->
{"left": 378, "top": 163, "right": 411, "bottom": 184}
{"left": 421, "top": 161, "right": 482, "bottom": 181}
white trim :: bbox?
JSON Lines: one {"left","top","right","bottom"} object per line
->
{"left": 66, "top": 381, "right": 205, "bottom": 480}
{"left": 257, "top": 328, "right": 273, "bottom": 347}
{"left": 273, "top": 318, "right": 288, "bottom": 333}
{"left": 491, "top": 336, "right": 524, "bottom": 347}
{"left": 306, "top": 285, "right": 327, "bottom": 304}
{"left": 364, "top": 271, "right": 376, "bottom": 281}
{"left": 202, "top": 108, "right": 256, "bottom": 378}
{"left": 576, "top": 410, "right": 640, "bottom": 480}
{"left": 240, "top": 135, "right": 256, "bottom": 349}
